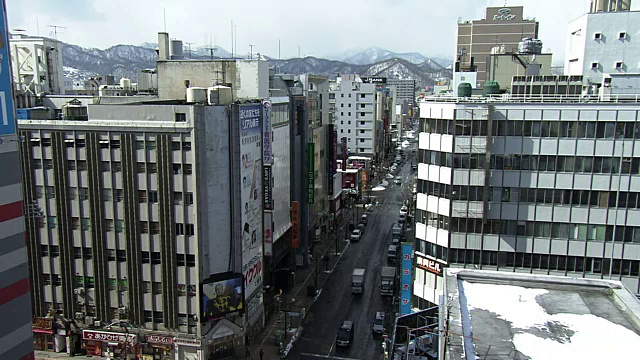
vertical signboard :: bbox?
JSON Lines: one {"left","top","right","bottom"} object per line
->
{"left": 400, "top": 243, "right": 413, "bottom": 316}
{"left": 333, "top": 130, "right": 338, "bottom": 174}
{"left": 341, "top": 137, "right": 347, "bottom": 171}
{"left": 263, "top": 166, "right": 273, "bottom": 211}
{"left": 291, "top": 201, "right": 299, "bottom": 249}
{"left": 239, "top": 104, "right": 263, "bottom": 300}
{"left": 0, "top": 2, "right": 16, "bottom": 136}
{"left": 327, "top": 125, "right": 334, "bottom": 196}
{"left": 307, "top": 142, "right": 315, "bottom": 204}
{"left": 262, "top": 100, "right": 273, "bottom": 165}
{"left": 263, "top": 212, "right": 273, "bottom": 256}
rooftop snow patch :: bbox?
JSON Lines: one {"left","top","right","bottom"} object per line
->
{"left": 444, "top": 269, "right": 640, "bottom": 360}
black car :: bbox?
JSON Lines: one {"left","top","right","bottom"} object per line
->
{"left": 336, "top": 321, "right": 354, "bottom": 346}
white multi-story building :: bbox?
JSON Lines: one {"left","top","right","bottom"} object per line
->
{"left": 18, "top": 99, "right": 266, "bottom": 359}
{"left": 330, "top": 75, "right": 377, "bottom": 157}
{"left": 387, "top": 79, "right": 416, "bottom": 105}
{"left": 564, "top": 4, "right": 638, "bottom": 80}
{"left": 9, "top": 34, "right": 65, "bottom": 95}
{"left": 413, "top": 97, "right": 640, "bottom": 309}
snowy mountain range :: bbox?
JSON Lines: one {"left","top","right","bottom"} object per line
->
{"left": 60, "top": 42, "right": 451, "bottom": 89}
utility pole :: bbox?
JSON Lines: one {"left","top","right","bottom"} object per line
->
{"left": 47, "top": 24, "right": 67, "bottom": 40}
{"left": 249, "top": 44, "right": 255, "bottom": 60}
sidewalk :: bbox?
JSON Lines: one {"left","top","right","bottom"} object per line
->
{"left": 249, "top": 208, "right": 355, "bottom": 359}
{"left": 34, "top": 351, "right": 106, "bottom": 360}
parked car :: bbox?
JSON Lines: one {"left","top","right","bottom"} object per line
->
{"left": 394, "top": 176, "right": 402, "bottom": 185}
{"left": 398, "top": 214, "right": 407, "bottom": 224}
{"left": 357, "top": 222, "right": 366, "bottom": 233}
{"left": 372, "top": 312, "right": 385, "bottom": 335}
{"left": 350, "top": 229, "right": 362, "bottom": 242}
{"left": 399, "top": 206, "right": 408, "bottom": 216}
{"left": 387, "top": 245, "right": 398, "bottom": 263}
{"left": 336, "top": 321, "right": 354, "bottom": 346}
{"left": 411, "top": 164, "right": 417, "bottom": 171}
{"left": 360, "top": 213, "right": 368, "bottom": 224}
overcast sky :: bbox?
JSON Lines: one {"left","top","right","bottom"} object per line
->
{"left": 7, "top": 0, "right": 637, "bottom": 63}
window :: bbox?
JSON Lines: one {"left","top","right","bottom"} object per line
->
{"left": 146, "top": 141, "right": 157, "bottom": 150}
{"left": 594, "top": 32, "right": 602, "bottom": 40}
{"left": 141, "top": 252, "right": 150, "bottom": 264}
{"left": 150, "top": 222, "right": 159, "bottom": 234}
{"left": 79, "top": 188, "right": 89, "bottom": 200}
{"left": 186, "top": 254, "right": 196, "bottom": 267}
{"left": 173, "top": 164, "right": 182, "bottom": 174}
{"left": 147, "top": 163, "right": 157, "bottom": 173}
{"left": 186, "top": 224, "right": 195, "bottom": 236}
{"left": 43, "top": 160, "right": 53, "bottom": 169}
{"left": 105, "top": 219, "right": 113, "bottom": 231}
{"left": 46, "top": 186, "right": 55, "bottom": 199}
{"left": 77, "top": 161, "right": 87, "bottom": 171}
{"left": 72, "top": 217, "right": 80, "bottom": 230}
{"left": 153, "top": 311, "right": 163, "bottom": 323}
{"left": 619, "top": 31, "right": 627, "bottom": 40}
{"left": 115, "top": 220, "right": 124, "bottom": 233}
{"left": 615, "top": 61, "right": 624, "bottom": 69}
{"left": 151, "top": 252, "right": 161, "bottom": 265}
{"left": 186, "top": 193, "right": 194, "bottom": 205}
{"left": 174, "top": 192, "right": 183, "bottom": 205}
{"left": 176, "top": 223, "right": 185, "bottom": 236}
{"left": 81, "top": 218, "right": 91, "bottom": 231}
{"left": 117, "top": 250, "right": 126, "bottom": 262}
{"left": 47, "top": 216, "right": 56, "bottom": 229}
{"left": 183, "top": 164, "right": 192, "bottom": 175}
{"left": 137, "top": 162, "right": 146, "bottom": 173}
{"left": 33, "top": 159, "right": 43, "bottom": 169}
{"left": 348, "top": 103, "right": 351, "bottom": 108}
{"left": 182, "top": 142, "right": 192, "bottom": 151}
{"left": 172, "top": 142, "right": 181, "bottom": 151}
{"left": 177, "top": 254, "right": 186, "bottom": 266}
{"left": 50, "top": 245, "right": 60, "bottom": 257}
{"left": 135, "top": 140, "right": 145, "bottom": 150}
{"left": 41, "top": 138, "right": 52, "bottom": 147}
{"left": 360, "top": 112, "right": 365, "bottom": 117}
{"left": 140, "top": 222, "right": 149, "bottom": 234}
{"left": 110, "top": 139, "right": 120, "bottom": 149}
{"left": 41, "top": 245, "right": 49, "bottom": 256}
{"left": 341, "top": 104, "right": 344, "bottom": 108}
{"left": 175, "top": 113, "right": 186, "bottom": 122}
{"left": 591, "top": 62, "right": 599, "bottom": 69}
{"left": 149, "top": 191, "right": 158, "bottom": 203}
{"left": 114, "top": 189, "right": 124, "bottom": 202}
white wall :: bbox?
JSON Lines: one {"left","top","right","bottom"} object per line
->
{"left": 272, "top": 124, "right": 291, "bottom": 241}
{"left": 564, "top": 15, "right": 588, "bottom": 76}
{"left": 236, "top": 60, "right": 270, "bottom": 99}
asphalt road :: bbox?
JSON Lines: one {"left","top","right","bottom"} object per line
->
{"left": 288, "top": 155, "right": 416, "bottom": 360}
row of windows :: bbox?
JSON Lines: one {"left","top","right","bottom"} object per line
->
{"left": 41, "top": 245, "right": 197, "bottom": 266}
{"left": 34, "top": 160, "right": 194, "bottom": 175}
{"left": 40, "top": 216, "right": 195, "bottom": 237}
{"left": 31, "top": 137, "right": 192, "bottom": 151}
{"left": 418, "top": 183, "right": 491, "bottom": 202}
{"left": 35, "top": 186, "right": 193, "bottom": 205}
{"left": 421, "top": 118, "right": 640, "bottom": 139}
{"left": 340, "top": 103, "right": 368, "bottom": 109}
{"left": 417, "top": 211, "right": 640, "bottom": 243}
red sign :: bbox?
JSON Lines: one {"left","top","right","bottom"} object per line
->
{"left": 417, "top": 255, "right": 444, "bottom": 276}
{"left": 244, "top": 259, "right": 262, "bottom": 288}
{"left": 83, "top": 330, "right": 136, "bottom": 344}
{"left": 145, "top": 334, "right": 173, "bottom": 345}
{"left": 291, "top": 201, "right": 299, "bottom": 249}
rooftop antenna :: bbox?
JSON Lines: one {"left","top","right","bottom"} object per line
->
{"left": 249, "top": 44, "right": 255, "bottom": 59}
{"left": 36, "top": 16, "right": 40, "bottom": 36}
{"left": 230, "top": 20, "right": 234, "bottom": 58}
{"left": 47, "top": 24, "right": 67, "bottom": 40}
{"left": 184, "top": 41, "right": 194, "bottom": 59}
{"left": 163, "top": 9, "right": 167, "bottom": 32}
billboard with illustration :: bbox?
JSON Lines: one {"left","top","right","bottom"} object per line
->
{"left": 0, "top": 1, "right": 16, "bottom": 136}
{"left": 202, "top": 274, "right": 244, "bottom": 321}
{"left": 239, "top": 104, "right": 263, "bottom": 300}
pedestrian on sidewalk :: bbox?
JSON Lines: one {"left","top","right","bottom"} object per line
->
{"left": 260, "top": 348, "right": 264, "bottom": 360}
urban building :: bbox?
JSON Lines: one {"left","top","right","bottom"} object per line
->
{"left": 441, "top": 269, "right": 640, "bottom": 359}
{"left": 565, "top": 1, "right": 638, "bottom": 80}
{"left": 0, "top": 1, "right": 35, "bottom": 358}
{"left": 18, "top": 96, "right": 269, "bottom": 358}
{"left": 330, "top": 75, "right": 378, "bottom": 158}
{"left": 456, "top": 6, "right": 538, "bottom": 86}
{"left": 414, "top": 97, "right": 640, "bottom": 310}
{"left": 387, "top": 79, "right": 416, "bottom": 105}
{"left": 9, "top": 33, "right": 65, "bottom": 96}
{"left": 485, "top": 48, "right": 553, "bottom": 92}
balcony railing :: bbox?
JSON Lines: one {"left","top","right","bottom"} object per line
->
{"left": 419, "top": 93, "right": 640, "bottom": 104}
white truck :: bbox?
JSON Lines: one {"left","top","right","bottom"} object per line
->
{"left": 351, "top": 268, "right": 366, "bottom": 294}
{"left": 380, "top": 266, "right": 396, "bottom": 297}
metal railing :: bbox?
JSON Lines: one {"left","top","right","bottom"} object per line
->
{"left": 419, "top": 93, "right": 640, "bottom": 104}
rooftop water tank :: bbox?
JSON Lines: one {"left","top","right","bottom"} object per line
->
{"left": 170, "top": 40, "right": 184, "bottom": 60}
{"left": 458, "top": 83, "right": 472, "bottom": 97}
{"left": 208, "top": 86, "right": 233, "bottom": 105}
{"left": 120, "top": 78, "right": 131, "bottom": 89}
{"left": 186, "top": 87, "right": 207, "bottom": 103}
{"left": 482, "top": 81, "right": 501, "bottom": 97}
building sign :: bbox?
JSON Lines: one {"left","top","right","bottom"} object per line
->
{"left": 263, "top": 166, "right": 273, "bottom": 211}
{"left": 263, "top": 211, "right": 273, "bottom": 256}
{"left": 32, "top": 317, "right": 53, "bottom": 331}
{"left": 174, "top": 337, "right": 201, "bottom": 347}
{"left": 202, "top": 273, "right": 244, "bottom": 321}
{"left": 400, "top": 243, "right": 413, "bottom": 316}
{"left": 83, "top": 330, "right": 136, "bottom": 344}
{"left": 145, "top": 335, "right": 174, "bottom": 345}
{"left": 262, "top": 100, "right": 273, "bottom": 165}
{"left": 291, "top": 201, "right": 300, "bottom": 249}
{"left": 0, "top": 0, "right": 16, "bottom": 136}
{"left": 327, "top": 125, "right": 334, "bottom": 196}
{"left": 417, "top": 254, "right": 444, "bottom": 277}
{"left": 238, "top": 104, "right": 263, "bottom": 301}
{"left": 362, "top": 77, "right": 387, "bottom": 84}
{"left": 307, "top": 142, "right": 315, "bottom": 204}
{"left": 341, "top": 137, "right": 347, "bottom": 171}
{"left": 491, "top": 7, "right": 517, "bottom": 21}
{"left": 333, "top": 130, "right": 338, "bottom": 175}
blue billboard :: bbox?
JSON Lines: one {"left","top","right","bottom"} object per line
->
{"left": 0, "top": 1, "right": 16, "bottom": 136}
{"left": 400, "top": 243, "right": 413, "bottom": 316}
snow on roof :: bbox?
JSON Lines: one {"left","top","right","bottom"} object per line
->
{"left": 445, "top": 270, "right": 640, "bottom": 360}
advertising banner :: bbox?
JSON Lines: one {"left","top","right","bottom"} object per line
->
{"left": 333, "top": 130, "right": 338, "bottom": 174}
{"left": 341, "top": 137, "right": 347, "bottom": 171}
{"left": 263, "top": 212, "right": 273, "bottom": 256}
{"left": 307, "top": 142, "right": 315, "bottom": 204}
{"left": 263, "top": 166, "right": 273, "bottom": 211}
{"left": 416, "top": 253, "right": 445, "bottom": 277}
{"left": 400, "top": 243, "right": 413, "bottom": 316}
{"left": 82, "top": 330, "right": 137, "bottom": 344}
{"left": 327, "top": 125, "right": 334, "bottom": 196}
{"left": 291, "top": 201, "right": 299, "bottom": 249}
{"left": 0, "top": 2, "right": 16, "bottom": 136}
{"left": 202, "top": 274, "right": 244, "bottom": 321}
{"left": 262, "top": 100, "right": 273, "bottom": 165}
{"left": 239, "top": 104, "right": 263, "bottom": 299}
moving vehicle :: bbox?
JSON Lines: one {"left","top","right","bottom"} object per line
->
{"left": 350, "top": 229, "right": 362, "bottom": 242}
{"left": 394, "top": 176, "right": 402, "bottom": 185}
{"left": 351, "top": 268, "right": 366, "bottom": 294}
{"left": 412, "top": 164, "right": 417, "bottom": 171}
{"left": 361, "top": 213, "right": 368, "bottom": 224}
{"left": 336, "top": 321, "right": 354, "bottom": 347}
{"left": 357, "top": 222, "right": 366, "bottom": 233}
{"left": 387, "top": 244, "right": 398, "bottom": 263}
{"left": 399, "top": 205, "right": 408, "bottom": 216}
{"left": 372, "top": 312, "right": 385, "bottom": 335}
{"left": 380, "top": 266, "right": 396, "bottom": 297}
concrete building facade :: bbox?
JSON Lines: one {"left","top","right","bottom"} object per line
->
{"left": 18, "top": 100, "right": 265, "bottom": 359}
{"left": 565, "top": 8, "right": 640, "bottom": 81}
{"left": 414, "top": 98, "right": 640, "bottom": 310}
{"left": 387, "top": 79, "right": 416, "bottom": 105}
{"left": 456, "top": 6, "right": 538, "bottom": 86}
{"left": 9, "top": 34, "right": 65, "bottom": 96}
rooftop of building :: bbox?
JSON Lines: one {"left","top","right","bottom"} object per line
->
{"left": 444, "top": 269, "right": 640, "bottom": 360}
{"left": 419, "top": 93, "right": 640, "bottom": 105}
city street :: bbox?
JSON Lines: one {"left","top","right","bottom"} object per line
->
{"left": 287, "top": 157, "right": 415, "bottom": 360}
